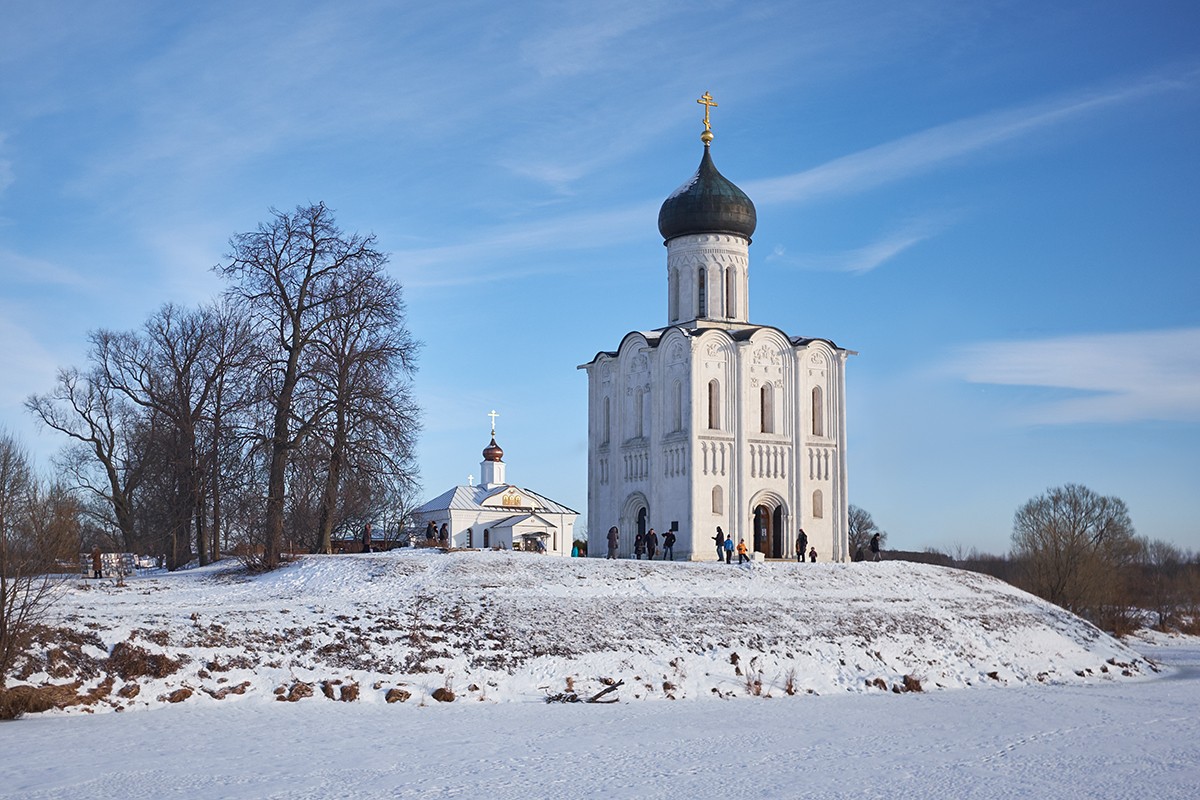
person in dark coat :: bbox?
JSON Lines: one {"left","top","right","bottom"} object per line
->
{"left": 425, "top": 520, "right": 437, "bottom": 543}
{"left": 870, "top": 532, "right": 882, "bottom": 562}
{"left": 713, "top": 527, "right": 726, "bottom": 562}
{"left": 634, "top": 531, "right": 646, "bottom": 560}
{"left": 723, "top": 536, "right": 734, "bottom": 564}
{"left": 662, "top": 528, "right": 676, "bottom": 560}
{"left": 439, "top": 523, "right": 449, "bottom": 546}
{"left": 796, "top": 528, "right": 808, "bottom": 563}
{"left": 607, "top": 526, "right": 620, "bottom": 559}
{"left": 361, "top": 522, "right": 372, "bottom": 553}
{"left": 91, "top": 546, "right": 103, "bottom": 579}
{"left": 809, "top": 546, "right": 817, "bottom": 563}
{"left": 645, "top": 528, "right": 658, "bottom": 560}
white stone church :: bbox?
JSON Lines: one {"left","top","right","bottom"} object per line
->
{"left": 579, "top": 97, "right": 853, "bottom": 562}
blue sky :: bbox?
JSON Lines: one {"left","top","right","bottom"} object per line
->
{"left": 1, "top": 1, "right": 1197, "bottom": 554}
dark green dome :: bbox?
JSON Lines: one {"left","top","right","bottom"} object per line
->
{"left": 658, "top": 146, "right": 756, "bottom": 243}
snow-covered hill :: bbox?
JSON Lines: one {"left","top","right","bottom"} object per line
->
{"left": 11, "top": 550, "right": 1154, "bottom": 714}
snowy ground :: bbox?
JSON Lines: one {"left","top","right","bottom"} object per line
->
{"left": 1, "top": 634, "right": 1196, "bottom": 798}
{"left": 2, "top": 551, "right": 1196, "bottom": 797}
{"left": 6, "top": 550, "right": 1156, "bottom": 712}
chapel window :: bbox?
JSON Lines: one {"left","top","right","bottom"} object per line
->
{"left": 698, "top": 268, "right": 707, "bottom": 317}
{"left": 712, "top": 485, "right": 723, "bottom": 514}
{"left": 484, "top": 528, "right": 490, "bottom": 548}
{"left": 708, "top": 379, "right": 721, "bottom": 430}
{"left": 812, "top": 490, "right": 823, "bottom": 519}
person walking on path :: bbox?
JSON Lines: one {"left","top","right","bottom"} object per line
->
{"left": 634, "top": 531, "right": 646, "bottom": 560}
{"left": 91, "top": 546, "right": 103, "bottom": 579}
{"left": 796, "top": 529, "right": 808, "bottom": 563}
{"left": 606, "top": 526, "right": 620, "bottom": 559}
{"left": 724, "top": 536, "right": 735, "bottom": 564}
{"left": 809, "top": 546, "right": 818, "bottom": 563}
{"left": 645, "top": 528, "right": 659, "bottom": 560}
{"left": 870, "top": 532, "right": 882, "bottom": 562}
{"left": 736, "top": 538, "right": 749, "bottom": 564}
{"left": 361, "top": 522, "right": 373, "bottom": 553}
{"left": 713, "top": 527, "right": 726, "bottom": 562}
{"left": 662, "top": 528, "right": 676, "bottom": 560}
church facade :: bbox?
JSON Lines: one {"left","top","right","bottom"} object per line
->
{"left": 579, "top": 97, "right": 853, "bottom": 562}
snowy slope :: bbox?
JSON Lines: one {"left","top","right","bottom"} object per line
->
{"left": 11, "top": 550, "right": 1154, "bottom": 714}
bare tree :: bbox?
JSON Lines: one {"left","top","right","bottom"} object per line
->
{"left": 94, "top": 303, "right": 249, "bottom": 568}
{"left": 218, "top": 203, "right": 390, "bottom": 569}
{"left": 26, "top": 368, "right": 148, "bottom": 551}
{"left": 309, "top": 270, "right": 420, "bottom": 553}
{"left": 1010, "top": 483, "right": 1140, "bottom": 620}
{"left": 0, "top": 434, "right": 57, "bottom": 689}
{"left": 847, "top": 505, "right": 887, "bottom": 557}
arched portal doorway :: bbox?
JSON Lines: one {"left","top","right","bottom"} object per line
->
{"left": 621, "top": 493, "right": 649, "bottom": 558}
{"left": 750, "top": 495, "right": 787, "bottom": 558}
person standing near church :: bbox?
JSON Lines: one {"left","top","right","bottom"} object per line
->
{"left": 634, "top": 531, "right": 646, "bottom": 560}
{"left": 796, "top": 529, "right": 808, "bottom": 563}
{"left": 645, "top": 528, "right": 658, "bottom": 560}
{"left": 662, "top": 528, "right": 676, "bottom": 560}
{"left": 870, "top": 532, "right": 881, "bottom": 562}
{"left": 362, "top": 522, "right": 372, "bottom": 553}
{"left": 724, "top": 535, "right": 734, "bottom": 564}
{"left": 809, "top": 546, "right": 817, "bottom": 563}
{"left": 439, "top": 523, "right": 449, "bottom": 547}
{"left": 607, "top": 526, "right": 619, "bottom": 559}
{"left": 736, "top": 538, "right": 749, "bottom": 564}
{"left": 713, "top": 527, "right": 725, "bottom": 562}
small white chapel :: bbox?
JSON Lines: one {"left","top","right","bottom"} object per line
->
{"left": 579, "top": 93, "right": 854, "bottom": 562}
{"left": 412, "top": 414, "right": 579, "bottom": 555}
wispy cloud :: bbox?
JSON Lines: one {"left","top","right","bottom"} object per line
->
{"left": 950, "top": 328, "right": 1200, "bottom": 424}
{"left": 746, "top": 70, "right": 1196, "bottom": 206}
{"left": 767, "top": 216, "right": 949, "bottom": 274}
{"left": 0, "top": 248, "right": 91, "bottom": 290}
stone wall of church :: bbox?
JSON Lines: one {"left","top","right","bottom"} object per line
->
{"left": 584, "top": 326, "right": 849, "bottom": 563}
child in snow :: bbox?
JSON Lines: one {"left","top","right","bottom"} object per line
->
{"left": 737, "top": 538, "right": 749, "bottom": 564}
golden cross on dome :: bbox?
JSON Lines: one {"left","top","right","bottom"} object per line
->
{"left": 697, "top": 91, "right": 718, "bottom": 132}
{"left": 488, "top": 409, "right": 499, "bottom": 436}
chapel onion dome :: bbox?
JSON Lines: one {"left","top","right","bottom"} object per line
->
{"left": 482, "top": 437, "right": 504, "bottom": 463}
{"left": 657, "top": 144, "right": 757, "bottom": 244}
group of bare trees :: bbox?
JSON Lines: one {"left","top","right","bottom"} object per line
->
{"left": 939, "top": 483, "right": 1199, "bottom": 634}
{"left": 24, "top": 203, "right": 420, "bottom": 571}
{"left": 0, "top": 434, "right": 80, "bottom": 686}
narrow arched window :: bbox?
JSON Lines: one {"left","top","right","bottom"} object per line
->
{"left": 708, "top": 379, "right": 721, "bottom": 430}
{"left": 726, "top": 267, "right": 736, "bottom": 318}
{"left": 712, "top": 486, "right": 723, "bottom": 514}
{"left": 635, "top": 388, "right": 645, "bottom": 438}
{"left": 760, "top": 383, "right": 774, "bottom": 434}
{"left": 811, "top": 386, "right": 824, "bottom": 437}
{"left": 484, "top": 528, "right": 491, "bottom": 548}
{"left": 672, "top": 380, "right": 682, "bottom": 432}
{"left": 602, "top": 396, "right": 610, "bottom": 445}
{"left": 812, "top": 490, "right": 823, "bottom": 519}
{"left": 698, "top": 268, "right": 707, "bottom": 317}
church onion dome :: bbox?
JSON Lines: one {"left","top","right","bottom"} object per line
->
{"left": 658, "top": 145, "right": 757, "bottom": 244}
{"left": 482, "top": 437, "right": 504, "bottom": 462}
